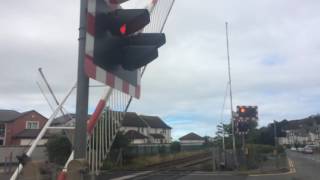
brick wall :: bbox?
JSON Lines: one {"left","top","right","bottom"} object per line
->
{"left": 5, "top": 111, "right": 47, "bottom": 145}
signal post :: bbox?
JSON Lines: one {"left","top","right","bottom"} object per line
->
{"left": 74, "top": 0, "right": 166, "bottom": 165}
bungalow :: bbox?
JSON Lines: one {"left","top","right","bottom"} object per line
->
{"left": 179, "top": 132, "right": 205, "bottom": 151}
{"left": 179, "top": 132, "right": 204, "bottom": 146}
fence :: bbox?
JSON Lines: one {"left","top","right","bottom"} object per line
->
{"left": 0, "top": 146, "right": 47, "bottom": 165}
{"left": 212, "top": 145, "right": 288, "bottom": 171}
{"left": 181, "top": 145, "right": 206, "bottom": 152}
{"left": 0, "top": 146, "right": 47, "bottom": 176}
{"left": 124, "top": 144, "right": 171, "bottom": 157}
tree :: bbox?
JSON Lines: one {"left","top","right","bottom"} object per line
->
{"left": 111, "top": 131, "right": 130, "bottom": 150}
{"left": 213, "top": 123, "right": 233, "bottom": 149}
{"left": 108, "top": 132, "right": 131, "bottom": 166}
{"left": 46, "top": 135, "right": 72, "bottom": 165}
{"left": 202, "top": 136, "right": 214, "bottom": 148}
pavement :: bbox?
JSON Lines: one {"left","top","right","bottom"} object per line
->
{"left": 100, "top": 150, "right": 320, "bottom": 180}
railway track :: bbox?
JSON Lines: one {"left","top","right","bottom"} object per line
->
{"left": 99, "top": 152, "right": 213, "bottom": 180}
{"left": 144, "top": 151, "right": 212, "bottom": 171}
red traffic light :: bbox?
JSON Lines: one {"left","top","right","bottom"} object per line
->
{"left": 236, "top": 105, "right": 258, "bottom": 120}
{"left": 95, "top": 9, "right": 150, "bottom": 37}
{"left": 120, "top": 24, "right": 126, "bottom": 35}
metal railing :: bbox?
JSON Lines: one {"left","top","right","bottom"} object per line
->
{"left": 86, "top": 89, "right": 129, "bottom": 174}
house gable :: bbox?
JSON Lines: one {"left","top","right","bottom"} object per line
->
{"left": 4, "top": 110, "right": 48, "bottom": 145}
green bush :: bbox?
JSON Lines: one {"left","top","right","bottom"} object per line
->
{"left": 170, "top": 141, "right": 181, "bottom": 153}
{"left": 276, "top": 145, "right": 285, "bottom": 153}
{"left": 159, "top": 145, "right": 167, "bottom": 155}
{"left": 46, "top": 135, "right": 72, "bottom": 165}
{"left": 247, "top": 144, "right": 274, "bottom": 154}
{"left": 246, "top": 144, "right": 275, "bottom": 169}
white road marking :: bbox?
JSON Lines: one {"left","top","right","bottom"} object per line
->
{"left": 110, "top": 171, "right": 153, "bottom": 180}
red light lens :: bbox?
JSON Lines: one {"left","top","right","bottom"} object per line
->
{"left": 240, "top": 108, "right": 246, "bottom": 113}
{"left": 120, "top": 24, "right": 126, "bottom": 35}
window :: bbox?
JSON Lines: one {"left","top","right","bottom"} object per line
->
{"left": 0, "top": 139, "right": 3, "bottom": 146}
{"left": 26, "top": 121, "right": 39, "bottom": 129}
{"left": 0, "top": 124, "right": 5, "bottom": 137}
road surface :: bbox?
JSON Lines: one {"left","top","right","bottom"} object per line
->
{"left": 103, "top": 150, "right": 320, "bottom": 180}
{"left": 1, "top": 150, "right": 319, "bottom": 180}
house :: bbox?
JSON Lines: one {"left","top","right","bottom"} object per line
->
{"left": 275, "top": 115, "right": 320, "bottom": 146}
{"left": 52, "top": 113, "right": 76, "bottom": 127}
{"left": 179, "top": 132, "right": 204, "bottom": 146}
{"left": 121, "top": 112, "right": 172, "bottom": 144}
{"left": 124, "top": 130, "right": 148, "bottom": 144}
{"left": 279, "top": 128, "right": 320, "bottom": 146}
{"left": 139, "top": 115, "right": 172, "bottom": 144}
{"left": 0, "top": 109, "right": 48, "bottom": 146}
{"left": 52, "top": 112, "right": 172, "bottom": 145}
{"left": 52, "top": 113, "right": 92, "bottom": 127}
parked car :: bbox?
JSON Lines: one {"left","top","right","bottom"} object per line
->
{"left": 290, "top": 147, "right": 297, "bottom": 151}
{"left": 303, "top": 145, "right": 319, "bottom": 153}
{"left": 297, "top": 147, "right": 304, "bottom": 152}
{"left": 303, "top": 146, "right": 313, "bottom": 154}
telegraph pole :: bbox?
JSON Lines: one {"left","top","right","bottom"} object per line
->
{"left": 74, "top": 0, "right": 89, "bottom": 159}
{"left": 225, "top": 22, "right": 238, "bottom": 167}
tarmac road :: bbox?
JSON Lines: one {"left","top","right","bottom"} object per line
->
{"left": 101, "top": 150, "right": 320, "bottom": 180}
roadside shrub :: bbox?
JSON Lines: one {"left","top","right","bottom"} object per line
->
{"left": 276, "top": 145, "right": 285, "bottom": 153}
{"left": 46, "top": 135, "right": 72, "bottom": 165}
{"left": 159, "top": 145, "right": 167, "bottom": 155}
{"left": 246, "top": 144, "right": 275, "bottom": 169}
{"left": 247, "top": 144, "right": 274, "bottom": 154}
{"left": 170, "top": 141, "right": 181, "bottom": 153}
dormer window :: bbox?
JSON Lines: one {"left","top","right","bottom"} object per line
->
{"left": 26, "top": 121, "right": 39, "bottom": 129}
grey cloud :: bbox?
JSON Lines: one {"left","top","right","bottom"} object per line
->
{"left": 1, "top": 0, "right": 320, "bottom": 138}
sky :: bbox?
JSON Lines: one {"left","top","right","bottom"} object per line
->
{"left": 1, "top": 0, "right": 320, "bottom": 140}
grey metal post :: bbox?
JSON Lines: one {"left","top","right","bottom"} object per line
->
{"left": 212, "top": 147, "right": 216, "bottom": 171}
{"left": 38, "top": 68, "right": 68, "bottom": 118}
{"left": 222, "top": 124, "right": 225, "bottom": 151}
{"left": 273, "top": 120, "right": 279, "bottom": 168}
{"left": 225, "top": 22, "right": 238, "bottom": 167}
{"left": 274, "top": 120, "right": 277, "bottom": 147}
{"left": 74, "top": 0, "right": 89, "bottom": 159}
{"left": 242, "top": 134, "right": 246, "bottom": 151}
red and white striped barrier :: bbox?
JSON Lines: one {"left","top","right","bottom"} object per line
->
{"left": 84, "top": 0, "right": 141, "bottom": 98}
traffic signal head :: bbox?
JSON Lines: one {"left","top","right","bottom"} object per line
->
{"left": 93, "top": 8, "right": 166, "bottom": 72}
{"left": 237, "top": 106, "right": 258, "bottom": 120}
{"left": 237, "top": 121, "right": 249, "bottom": 134}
